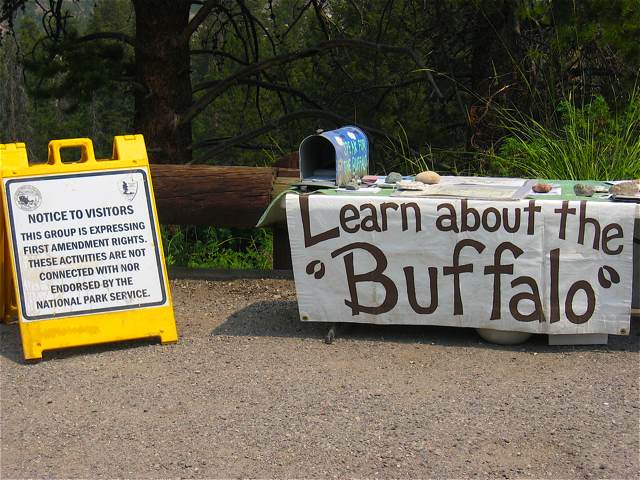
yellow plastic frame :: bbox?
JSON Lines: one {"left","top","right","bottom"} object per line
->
{"left": 0, "top": 135, "right": 177, "bottom": 360}
{"left": 0, "top": 144, "right": 19, "bottom": 324}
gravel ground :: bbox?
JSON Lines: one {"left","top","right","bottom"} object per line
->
{"left": 1, "top": 277, "right": 638, "bottom": 479}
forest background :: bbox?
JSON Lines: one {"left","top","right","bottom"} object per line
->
{"left": 1, "top": 0, "right": 639, "bottom": 268}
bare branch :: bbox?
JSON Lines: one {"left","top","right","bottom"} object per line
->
{"left": 310, "top": 0, "right": 355, "bottom": 83}
{"left": 180, "top": 0, "right": 218, "bottom": 45}
{"left": 236, "top": 0, "right": 277, "bottom": 57}
{"left": 366, "top": 77, "right": 434, "bottom": 111}
{"left": 180, "top": 38, "right": 443, "bottom": 125}
{"left": 192, "top": 78, "right": 323, "bottom": 109}
{"left": 0, "top": 0, "right": 27, "bottom": 27}
{"left": 190, "top": 138, "right": 279, "bottom": 151}
{"left": 190, "top": 48, "right": 248, "bottom": 65}
{"left": 190, "top": 109, "right": 390, "bottom": 161}
{"left": 77, "top": 32, "right": 135, "bottom": 47}
{"left": 311, "top": 0, "right": 330, "bottom": 40}
{"left": 281, "top": 0, "right": 314, "bottom": 38}
{"left": 215, "top": 2, "right": 250, "bottom": 64}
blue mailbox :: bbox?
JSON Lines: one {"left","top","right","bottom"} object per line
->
{"left": 299, "top": 126, "right": 369, "bottom": 187}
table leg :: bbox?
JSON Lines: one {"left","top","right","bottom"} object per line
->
{"left": 272, "top": 225, "right": 292, "bottom": 270}
{"left": 324, "top": 323, "right": 350, "bottom": 344}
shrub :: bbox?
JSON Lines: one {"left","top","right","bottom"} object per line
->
{"left": 494, "top": 93, "right": 640, "bottom": 180}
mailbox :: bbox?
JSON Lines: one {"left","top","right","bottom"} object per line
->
{"left": 299, "top": 126, "right": 368, "bottom": 187}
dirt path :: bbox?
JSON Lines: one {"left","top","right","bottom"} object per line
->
{"left": 1, "top": 277, "right": 638, "bottom": 479}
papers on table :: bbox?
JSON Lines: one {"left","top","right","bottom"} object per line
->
{"left": 438, "top": 176, "right": 529, "bottom": 188}
{"left": 390, "top": 177, "right": 535, "bottom": 200}
{"left": 392, "top": 184, "right": 529, "bottom": 200}
{"left": 606, "top": 180, "right": 636, "bottom": 185}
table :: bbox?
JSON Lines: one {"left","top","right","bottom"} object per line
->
{"left": 259, "top": 180, "right": 640, "bottom": 345}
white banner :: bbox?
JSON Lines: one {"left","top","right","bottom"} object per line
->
{"left": 286, "top": 193, "right": 636, "bottom": 335}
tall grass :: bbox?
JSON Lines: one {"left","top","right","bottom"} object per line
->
{"left": 380, "top": 122, "right": 435, "bottom": 174}
{"left": 493, "top": 92, "right": 640, "bottom": 180}
{"left": 381, "top": 122, "right": 485, "bottom": 176}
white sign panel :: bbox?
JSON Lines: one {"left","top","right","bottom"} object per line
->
{"left": 287, "top": 194, "right": 636, "bottom": 335}
{"left": 4, "top": 169, "right": 167, "bottom": 321}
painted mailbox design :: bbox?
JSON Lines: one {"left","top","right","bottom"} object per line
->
{"left": 299, "top": 126, "right": 368, "bottom": 187}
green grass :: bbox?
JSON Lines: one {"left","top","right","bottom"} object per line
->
{"left": 162, "top": 225, "right": 273, "bottom": 270}
{"left": 492, "top": 93, "right": 640, "bottom": 181}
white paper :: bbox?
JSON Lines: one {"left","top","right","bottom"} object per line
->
{"left": 607, "top": 180, "right": 638, "bottom": 185}
{"left": 336, "top": 187, "right": 381, "bottom": 193}
{"left": 528, "top": 186, "right": 561, "bottom": 196}
{"left": 439, "top": 176, "right": 528, "bottom": 187}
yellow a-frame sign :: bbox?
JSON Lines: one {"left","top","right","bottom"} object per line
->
{"left": 0, "top": 135, "right": 177, "bottom": 360}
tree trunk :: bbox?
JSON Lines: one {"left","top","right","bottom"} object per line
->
{"left": 133, "top": 0, "right": 192, "bottom": 164}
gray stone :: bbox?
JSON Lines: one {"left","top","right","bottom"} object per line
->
{"left": 609, "top": 181, "right": 639, "bottom": 196}
{"left": 344, "top": 179, "right": 359, "bottom": 190}
{"left": 385, "top": 172, "right": 402, "bottom": 184}
{"left": 573, "top": 184, "right": 595, "bottom": 197}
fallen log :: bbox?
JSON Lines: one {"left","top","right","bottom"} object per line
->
{"left": 150, "top": 165, "right": 298, "bottom": 228}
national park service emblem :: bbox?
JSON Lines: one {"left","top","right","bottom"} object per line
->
{"left": 118, "top": 177, "right": 138, "bottom": 202}
{"left": 14, "top": 185, "right": 42, "bottom": 211}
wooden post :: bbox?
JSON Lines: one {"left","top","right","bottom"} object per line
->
{"left": 270, "top": 167, "right": 298, "bottom": 270}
